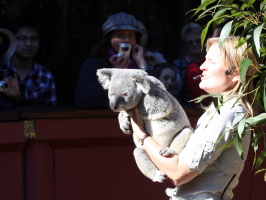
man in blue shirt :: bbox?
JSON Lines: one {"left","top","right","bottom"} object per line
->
{"left": 0, "top": 13, "right": 57, "bottom": 106}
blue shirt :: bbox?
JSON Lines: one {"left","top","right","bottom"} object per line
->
{"left": 0, "top": 60, "right": 57, "bottom": 106}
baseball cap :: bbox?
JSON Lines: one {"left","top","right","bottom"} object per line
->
{"left": 0, "top": 28, "right": 17, "bottom": 64}
{"left": 102, "top": 12, "right": 142, "bottom": 36}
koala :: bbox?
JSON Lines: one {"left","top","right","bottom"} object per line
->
{"left": 97, "top": 68, "right": 193, "bottom": 183}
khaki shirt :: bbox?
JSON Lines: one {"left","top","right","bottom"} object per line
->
{"left": 172, "top": 99, "right": 250, "bottom": 200}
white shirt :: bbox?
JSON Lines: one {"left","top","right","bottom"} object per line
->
{"left": 169, "top": 98, "right": 250, "bottom": 200}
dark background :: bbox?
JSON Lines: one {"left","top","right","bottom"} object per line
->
{"left": 0, "top": 0, "right": 211, "bottom": 105}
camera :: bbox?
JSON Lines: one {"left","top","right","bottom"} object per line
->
{"left": 117, "top": 43, "right": 131, "bottom": 58}
{"left": 0, "top": 81, "right": 9, "bottom": 92}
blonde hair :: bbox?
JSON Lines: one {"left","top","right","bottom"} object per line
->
{"left": 206, "top": 36, "right": 259, "bottom": 116}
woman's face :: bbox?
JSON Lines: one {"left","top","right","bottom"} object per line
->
{"left": 199, "top": 44, "right": 239, "bottom": 94}
{"left": 184, "top": 33, "right": 202, "bottom": 55}
{"left": 109, "top": 30, "right": 136, "bottom": 52}
{"left": 158, "top": 68, "right": 176, "bottom": 91}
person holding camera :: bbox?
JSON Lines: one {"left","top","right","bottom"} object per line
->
{"left": 0, "top": 13, "right": 57, "bottom": 107}
{"left": 75, "top": 12, "right": 155, "bottom": 109}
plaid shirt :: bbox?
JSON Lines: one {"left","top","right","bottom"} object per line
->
{"left": 0, "top": 60, "right": 57, "bottom": 106}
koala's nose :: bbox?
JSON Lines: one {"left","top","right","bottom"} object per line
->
{"left": 109, "top": 95, "right": 118, "bottom": 110}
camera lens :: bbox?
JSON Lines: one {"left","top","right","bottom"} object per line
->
{"left": 122, "top": 46, "right": 129, "bottom": 52}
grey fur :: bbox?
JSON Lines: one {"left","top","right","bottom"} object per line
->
{"left": 97, "top": 68, "right": 193, "bottom": 183}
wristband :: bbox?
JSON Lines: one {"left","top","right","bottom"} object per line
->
{"left": 140, "top": 65, "right": 148, "bottom": 70}
{"left": 138, "top": 135, "right": 149, "bottom": 145}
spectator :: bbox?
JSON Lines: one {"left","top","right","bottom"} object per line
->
{"left": 0, "top": 13, "right": 57, "bottom": 107}
{"left": 137, "top": 18, "right": 167, "bottom": 68}
{"left": 185, "top": 62, "right": 211, "bottom": 105}
{"left": 75, "top": 12, "right": 154, "bottom": 109}
{"left": 154, "top": 63, "right": 178, "bottom": 99}
{"left": 173, "top": 22, "right": 205, "bottom": 102}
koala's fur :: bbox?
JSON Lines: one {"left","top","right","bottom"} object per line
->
{"left": 97, "top": 68, "right": 193, "bottom": 183}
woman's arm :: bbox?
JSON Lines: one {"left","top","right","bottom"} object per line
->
{"left": 130, "top": 106, "right": 199, "bottom": 186}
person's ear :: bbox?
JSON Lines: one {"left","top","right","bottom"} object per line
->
{"left": 232, "top": 73, "right": 240, "bottom": 83}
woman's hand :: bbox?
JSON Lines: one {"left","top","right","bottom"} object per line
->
{"left": 130, "top": 106, "right": 147, "bottom": 139}
{"left": 132, "top": 44, "right": 147, "bottom": 67}
{"left": 109, "top": 54, "right": 130, "bottom": 69}
{"left": 4, "top": 74, "right": 22, "bottom": 101}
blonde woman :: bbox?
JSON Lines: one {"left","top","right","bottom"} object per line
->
{"left": 128, "top": 36, "right": 258, "bottom": 200}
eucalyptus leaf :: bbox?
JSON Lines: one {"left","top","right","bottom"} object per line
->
{"left": 235, "top": 38, "right": 247, "bottom": 48}
{"left": 260, "top": 1, "right": 266, "bottom": 11}
{"left": 195, "top": 0, "right": 217, "bottom": 15}
{"left": 213, "top": 97, "right": 220, "bottom": 114}
{"left": 240, "top": 3, "right": 248, "bottom": 10}
{"left": 255, "top": 148, "right": 266, "bottom": 169}
{"left": 199, "top": 5, "right": 224, "bottom": 19}
{"left": 213, "top": 8, "right": 231, "bottom": 18}
{"left": 233, "top": 130, "right": 244, "bottom": 159}
{"left": 246, "top": 113, "right": 266, "bottom": 127}
{"left": 201, "top": 17, "right": 221, "bottom": 47}
{"left": 231, "top": 11, "right": 246, "bottom": 17}
{"left": 254, "top": 168, "right": 266, "bottom": 175}
{"left": 233, "top": 113, "right": 246, "bottom": 127}
{"left": 259, "top": 70, "right": 266, "bottom": 111}
{"left": 252, "top": 129, "right": 265, "bottom": 151}
{"left": 217, "top": 138, "right": 234, "bottom": 152}
{"left": 238, "top": 118, "right": 246, "bottom": 137}
{"left": 220, "top": 20, "right": 233, "bottom": 46}
{"left": 247, "top": 0, "right": 256, "bottom": 5}
{"left": 239, "top": 58, "right": 252, "bottom": 84}
{"left": 253, "top": 23, "right": 264, "bottom": 56}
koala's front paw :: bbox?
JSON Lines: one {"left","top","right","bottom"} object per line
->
{"left": 118, "top": 111, "right": 133, "bottom": 134}
{"left": 159, "top": 147, "right": 177, "bottom": 157}
{"left": 153, "top": 170, "right": 168, "bottom": 183}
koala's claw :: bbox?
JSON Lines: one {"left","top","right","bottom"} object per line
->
{"left": 153, "top": 170, "right": 168, "bottom": 182}
{"left": 159, "top": 147, "right": 177, "bottom": 157}
{"left": 118, "top": 112, "right": 133, "bottom": 134}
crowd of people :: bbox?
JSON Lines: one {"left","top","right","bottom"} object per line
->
{"left": 0, "top": 11, "right": 259, "bottom": 200}
{"left": 0, "top": 12, "right": 211, "bottom": 108}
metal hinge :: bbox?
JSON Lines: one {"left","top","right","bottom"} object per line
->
{"left": 24, "top": 120, "right": 36, "bottom": 139}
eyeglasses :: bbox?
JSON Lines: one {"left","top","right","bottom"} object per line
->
{"left": 15, "top": 35, "right": 39, "bottom": 43}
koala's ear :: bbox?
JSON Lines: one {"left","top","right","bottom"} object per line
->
{"left": 96, "top": 68, "right": 113, "bottom": 89}
{"left": 133, "top": 72, "right": 150, "bottom": 94}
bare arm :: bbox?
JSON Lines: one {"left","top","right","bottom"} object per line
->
{"left": 130, "top": 106, "right": 199, "bottom": 186}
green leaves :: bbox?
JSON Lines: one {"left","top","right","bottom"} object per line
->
{"left": 233, "top": 129, "right": 244, "bottom": 159}
{"left": 255, "top": 148, "right": 266, "bottom": 169}
{"left": 246, "top": 113, "right": 266, "bottom": 127}
{"left": 195, "top": 0, "right": 266, "bottom": 173}
{"left": 254, "top": 23, "right": 264, "bottom": 56}
{"left": 220, "top": 20, "right": 233, "bottom": 46}
{"left": 195, "top": 0, "right": 217, "bottom": 15}
{"left": 259, "top": 70, "right": 266, "bottom": 111}
{"left": 239, "top": 58, "right": 253, "bottom": 84}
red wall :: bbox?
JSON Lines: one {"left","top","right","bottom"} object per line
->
{"left": 0, "top": 106, "right": 265, "bottom": 200}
